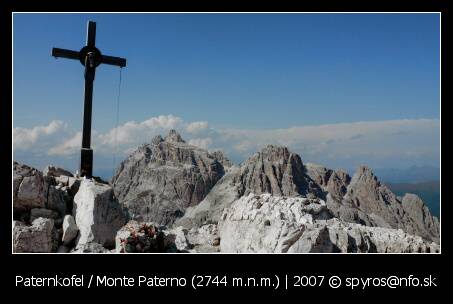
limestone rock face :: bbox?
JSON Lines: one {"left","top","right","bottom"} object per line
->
{"left": 219, "top": 193, "right": 332, "bottom": 253}
{"left": 47, "top": 185, "right": 69, "bottom": 216}
{"left": 12, "top": 161, "right": 85, "bottom": 253}
{"left": 218, "top": 194, "right": 439, "bottom": 253}
{"left": 305, "top": 163, "right": 350, "bottom": 200}
{"left": 340, "top": 166, "right": 439, "bottom": 243}
{"left": 401, "top": 193, "right": 439, "bottom": 241}
{"left": 13, "top": 161, "right": 72, "bottom": 222}
{"left": 288, "top": 219, "right": 439, "bottom": 253}
{"left": 111, "top": 130, "right": 229, "bottom": 226}
{"left": 234, "top": 145, "right": 322, "bottom": 198}
{"left": 177, "top": 146, "right": 323, "bottom": 229}
{"left": 211, "top": 151, "right": 233, "bottom": 169}
{"left": 13, "top": 218, "right": 55, "bottom": 253}
{"left": 13, "top": 162, "right": 48, "bottom": 213}
{"left": 165, "top": 129, "right": 185, "bottom": 143}
{"left": 176, "top": 168, "right": 242, "bottom": 229}
{"left": 73, "top": 180, "right": 127, "bottom": 248}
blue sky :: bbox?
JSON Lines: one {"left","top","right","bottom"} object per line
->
{"left": 13, "top": 13, "right": 440, "bottom": 176}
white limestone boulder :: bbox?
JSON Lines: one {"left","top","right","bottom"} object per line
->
{"left": 219, "top": 193, "right": 331, "bottom": 253}
{"left": 73, "top": 180, "right": 127, "bottom": 248}
{"left": 62, "top": 215, "right": 79, "bottom": 245}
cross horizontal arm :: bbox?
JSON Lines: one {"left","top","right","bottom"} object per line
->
{"left": 52, "top": 48, "right": 80, "bottom": 60}
{"left": 102, "top": 55, "right": 127, "bottom": 67}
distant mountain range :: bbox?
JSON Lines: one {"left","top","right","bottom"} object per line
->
{"left": 95, "top": 158, "right": 441, "bottom": 219}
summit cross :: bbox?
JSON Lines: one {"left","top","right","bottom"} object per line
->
{"left": 52, "top": 21, "right": 127, "bottom": 178}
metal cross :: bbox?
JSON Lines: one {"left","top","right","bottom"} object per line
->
{"left": 52, "top": 21, "right": 126, "bottom": 178}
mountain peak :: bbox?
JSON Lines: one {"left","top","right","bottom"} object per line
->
{"left": 235, "top": 145, "right": 322, "bottom": 197}
{"left": 357, "top": 165, "right": 374, "bottom": 175}
{"left": 164, "top": 129, "right": 185, "bottom": 143}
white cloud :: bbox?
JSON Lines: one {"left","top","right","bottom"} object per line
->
{"left": 188, "top": 137, "right": 213, "bottom": 149}
{"left": 215, "top": 119, "right": 439, "bottom": 168}
{"left": 13, "top": 120, "right": 66, "bottom": 150}
{"left": 98, "top": 114, "right": 184, "bottom": 147}
{"left": 48, "top": 132, "right": 82, "bottom": 156}
{"left": 186, "top": 121, "right": 209, "bottom": 134}
{"left": 14, "top": 115, "right": 440, "bottom": 170}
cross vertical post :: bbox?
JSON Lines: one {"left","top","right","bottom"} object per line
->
{"left": 80, "top": 21, "right": 96, "bottom": 178}
{"left": 52, "top": 21, "right": 127, "bottom": 178}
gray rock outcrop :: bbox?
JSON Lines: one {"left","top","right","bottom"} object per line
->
{"left": 305, "top": 163, "right": 439, "bottom": 244}
{"left": 13, "top": 162, "right": 72, "bottom": 220}
{"left": 211, "top": 150, "right": 233, "bottom": 169}
{"left": 30, "top": 208, "right": 59, "bottom": 222}
{"left": 234, "top": 145, "right": 323, "bottom": 197}
{"left": 340, "top": 166, "right": 439, "bottom": 242}
{"left": 401, "top": 193, "right": 439, "bottom": 241}
{"left": 13, "top": 218, "right": 55, "bottom": 253}
{"left": 305, "top": 163, "right": 350, "bottom": 200}
{"left": 73, "top": 179, "right": 128, "bottom": 248}
{"left": 46, "top": 185, "right": 69, "bottom": 216}
{"left": 13, "top": 162, "right": 48, "bottom": 213}
{"left": 111, "top": 130, "right": 229, "bottom": 225}
{"left": 176, "top": 167, "right": 242, "bottom": 228}
{"left": 177, "top": 145, "right": 323, "bottom": 229}
{"left": 12, "top": 161, "right": 127, "bottom": 253}
{"left": 13, "top": 162, "right": 76, "bottom": 253}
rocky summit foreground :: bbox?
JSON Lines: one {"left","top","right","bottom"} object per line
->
{"left": 13, "top": 130, "right": 440, "bottom": 253}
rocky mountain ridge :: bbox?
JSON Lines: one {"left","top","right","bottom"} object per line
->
{"left": 13, "top": 130, "right": 440, "bottom": 253}
{"left": 111, "top": 130, "right": 229, "bottom": 225}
